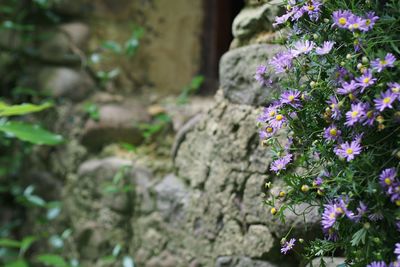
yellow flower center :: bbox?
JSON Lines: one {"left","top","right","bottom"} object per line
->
{"left": 380, "top": 60, "right": 387, "bottom": 65}
{"left": 336, "top": 207, "right": 344, "bottom": 214}
{"left": 383, "top": 97, "right": 391, "bottom": 104}
{"left": 384, "top": 178, "right": 392, "bottom": 185}
{"left": 266, "top": 127, "right": 273, "bottom": 133}
{"left": 392, "top": 87, "right": 400, "bottom": 93}
{"left": 352, "top": 23, "right": 359, "bottom": 29}
{"left": 329, "top": 212, "right": 336, "bottom": 219}
{"left": 363, "top": 77, "right": 370, "bottom": 84}
{"left": 330, "top": 103, "right": 336, "bottom": 109}
{"left": 366, "top": 19, "right": 371, "bottom": 25}
{"left": 307, "top": 5, "right": 315, "bottom": 11}
{"left": 346, "top": 148, "right": 353, "bottom": 155}
{"left": 339, "top": 17, "right": 347, "bottom": 25}
{"left": 396, "top": 200, "right": 400, "bottom": 207}
{"left": 329, "top": 128, "right": 337, "bottom": 136}
{"left": 269, "top": 111, "right": 275, "bottom": 117}
{"left": 367, "top": 111, "right": 374, "bottom": 118}
{"left": 351, "top": 111, "right": 359, "bottom": 118}
{"left": 276, "top": 114, "right": 283, "bottom": 121}
{"left": 288, "top": 95, "right": 295, "bottom": 102}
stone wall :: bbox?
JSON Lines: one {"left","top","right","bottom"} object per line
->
{"left": 16, "top": 1, "right": 330, "bottom": 267}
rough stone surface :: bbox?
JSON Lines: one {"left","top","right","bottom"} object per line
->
{"left": 81, "top": 101, "right": 150, "bottom": 151}
{"left": 219, "top": 44, "right": 284, "bottom": 106}
{"left": 307, "top": 257, "right": 346, "bottom": 267}
{"left": 38, "top": 67, "right": 94, "bottom": 100}
{"left": 232, "top": 1, "right": 281, "bottom": 39}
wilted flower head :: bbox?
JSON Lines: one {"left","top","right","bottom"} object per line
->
{"left": 371, "top": 53, "right": 396, "bottom": 72}
{"left": 316, "top": 41, "right": 335, "bottom": 55}
{"left": 281, "top": 238, "right": 296, "bottom": 254}
{"left": 291, "top": 40, "right": 315, "bottom": 56}
{"left": 269, "top": 51, "right": 294, "bottom": 73}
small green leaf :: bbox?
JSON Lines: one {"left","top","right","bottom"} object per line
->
{"left": 5, "top": 259, "right": 28, "bottom": 267}
{"left": 0, "top": 121, "right": 64, "bottom": 145}
{"left": 350, "top": 228, "right": 367, "bottom": 247}
{"left": 36, "top": 254, "right": 69, "bottom": 267}
{"left": 0, "top": 102, "right": 53, "bottom": 117}
{"left": 20, "top": 236, "right": 37, "bottom": 255}
{"left": 25, "top": 195, "right": 46, "bottom": 207}
{"left": 0, "top": 238, "right": 21, "bottom": 248}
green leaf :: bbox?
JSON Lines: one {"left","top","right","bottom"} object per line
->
{"left": 20, "top": 236, "right": 37, "bottom": 255}
{"left": 350, "top": 228, "right": 367, "bottom": 247}
{"left": 0, "top": 121, "right": 64, "bottom": 145}
{"left": 0, "top": 238, "right": 21, "bottom": 248}
{"left": 36, "top": 254, "right": 69, "bottom": 267}
{"left": 4, "top": 259, "right": 28, "bottom": 267}
{"left": 102, "top": 41, "right": 122, "bottom": 54}
{"left": 25, "top": 195, "right": 46, "bottom": 207}
{"left": 0, "top": 102, "right": 53, "bottom": 117}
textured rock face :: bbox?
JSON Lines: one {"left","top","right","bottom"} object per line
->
{"left": 219, "top": 44, "right": 283, "bottom": 106}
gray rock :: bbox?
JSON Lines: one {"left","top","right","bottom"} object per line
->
{"left": 81, "top": 101, "right": 150, "bottom": 151}
{"left": 59, "top": 22, "right": 90, "bottom": 50}
{"left": 219, "top": 44, "right": 284, "bottom": 106}
{"left": 243, "top": 225, "right": 274, "bottom": 258}
{"left": 154, "top": 174, "right": 189, "bottom": 224}
{"left": 232, "top": 1, "right": 282, "bottom": 39}
{"left": 38, "top": 67, "right": 94, "bottom": 100}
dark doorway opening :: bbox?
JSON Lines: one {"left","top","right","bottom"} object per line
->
{"left": 200, "top": 0, "right": 245, "bottom": 94}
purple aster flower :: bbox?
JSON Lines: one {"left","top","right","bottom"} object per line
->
{"left": 363, "top": 109, "right": 376, "bottom": 126}
{"left": 365, "top": 11, "right": 379, "bottom": 30}
{"left": 371, "top": 53, "right": 396, "bottom": 72}
{"left": 258, "top": 103, "right": 280, "bottom": 123}
{"left": 270, "top": 154, "right": 292, "bottom": 173}
{"left": 291, "top": 7, "right": 306, "bottom": 21}
{"left": 332, "top": 10, "right": 352, "bottom": 29}
{"left": 323, "top": 228, "right": 339, "bottom": 241}
{"left": 269, "top": 113, "right": 287, "bottom": 128}
{"left": 390, "top": 261, "right": 400, "bottom": 267}
{"left": 269, "top": 51, "right": 294, "bottom": 73}
{"left": 316, "top": 41, "right": 335, "bottom": 55}
{"left": 395, "top": 243, "right": 400, "bottom": 260}
{"left": 388, "top": 183, "right": 400, "bottom": 203}
{"left": 327, "top": 96, "right": 341, "bottom": 119}
{"left": 280, "top": 90, "right": 302, "bottom": 108}
{"left": 273, "top": 11, "right": 294, "bottom": 27}
{"left": 345, "top": 103, "right": 366, "bottom": 126}
{"left": 260, "top": 126, "right": 276, "bottom": 139}
{"left": 337, "top": 80, "right": 359, "bottom": 95}
{"left": 302, "top": 0, "right": 322, "bottom": 21}
{"left": 291, "top": 40, "right": 315, "bottom": 57}
{"left": 347, "top": 14, "right": 368, "bottom": 31}
{"left": 367, "top": 262, "right": 387, "bottom": 267}
{"left": 313, "top": 177, "right": 324, "bottom": 187}
{"left": 388, "top": 82, "right": 400, "bottom": 97}
{"left": 254, "top": 65, "right": 271, "bottom": 86}
{"left": 352, "top": 201, "right": 368, "bottom": 222}
{"left": 334, "top": 139, "right": 362, "bottom": 161}
{"left": 281, "top": 238, "right": 296, "bottom": 254}
{"left": 380, "top": 168, "right": 398, "bottom": 188}
{"left": 356, "top": 70, "right": 376, "bottom": 92}
{"left": 374, "top": 90, "right": 397, "bottom": 112}
{"left": 321, "top": 203, "right": 343, "bottom": 229}
{"left": 323, "top": 124, "right": 341, "bottom": 141}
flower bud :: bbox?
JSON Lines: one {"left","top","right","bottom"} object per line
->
{"left": 299, "top": 238, "right": 304, "bottom": 243}
{"left": 346, "top": 54, "right": 352, "bottom": 60}
{"left": 357, "top": 63, "right": 363, "bottom": 69}
{"left": 279, "top": 191, "right": 286, "bottom": 197}
{"left": 265, "top": 182, "right": 272, "bottom": 189}
{"left": 363, "top": 222, "right": 371, "bottom": 229}
{"left": 301, "top": 185, "right": 310, "bottom": 192}
{"left": 310, "top": 81, "right": 317, "bottom": 88}
{"left": 271, "top": 207, "right": 278, "bottom": 215}
{"left": 317, "top": 189, "right": 324, "bottom": 196}
{"left": 323, "top": 18, "right": 329, "bottom": 23}
{"left": 362, "top": 56, "right": 369, "bottom": 63}
{"left": 340, "top": 61, "right": 346, "bottom": 66}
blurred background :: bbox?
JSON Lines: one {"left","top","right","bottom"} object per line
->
{"left": 0, "top": 1, "right": 311, "bottom": 267}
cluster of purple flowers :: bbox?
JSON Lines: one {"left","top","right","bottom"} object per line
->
{"left": 273, "top": 0, "right": 323, "bottom": 27}
{"left": 379, "top": 168, "right": 400, "bottom": 206}
{"left": 332, "top": 10, "right": 378, "bottom": 32}
{"left": 367, "top": 261, "right": 400, "bottom": 267}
